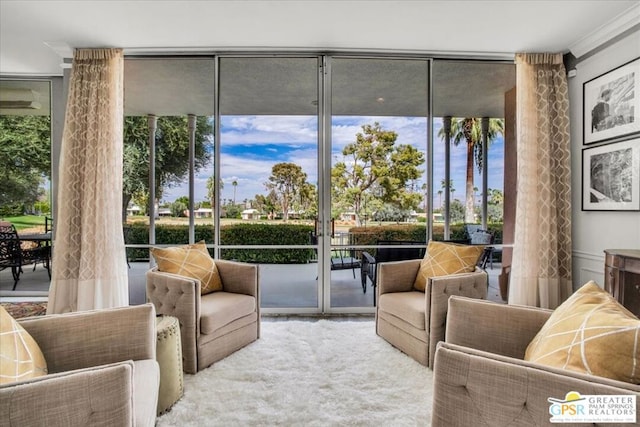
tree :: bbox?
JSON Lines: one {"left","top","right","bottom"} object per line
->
{"left": 122, "top": 116, "right": 213, "bottom": 221}
{"left": 438, "top": 118, "right": 504, "bottom": 223}
{"left": 265, "top": 163, "right": 309, "bottom": 221}
{"left": 206, "top": 176, "right": 223, "bottom": 214}
{"left": 254, "top": 191, "right": 278, "bottom": 219}
{"left": 487, "top": 188, "right": 504, "bottom": 223}
{"left": 0, "top": 115, "right": 51, "bottom": 210}
{"left": 232, "top": 180, "right": 238, "bottom": 205}
{"left": 332, "top": 122, "right": 424, "bottom": 225}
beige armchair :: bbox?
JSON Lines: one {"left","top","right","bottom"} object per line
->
{"left": 146, "top": 259, "right": 260, "bottom": 374}
{"left": 432, "top": 296, "right": 640, "bottom": 426}
{"left": 375, "top": 259, "right": 487, "bottom": 367}
{"left": 0, "top": 304, "right": 159, "bottom": 427}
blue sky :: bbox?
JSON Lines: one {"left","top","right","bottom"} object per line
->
{"left": 163, "top": 115, "right": 504, "bottom": 208}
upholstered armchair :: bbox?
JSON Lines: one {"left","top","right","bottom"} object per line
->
{"left": 146, "top": 259, "right": 260, "bottom": 374}
{"left": 0, "top": 304, "right": 159, "bottom": 427}
{"left": 375, "top": 258, "right": 487, "bottom": 367}
{"left": 432, "top": 296, "right": 640, "bottom": 426}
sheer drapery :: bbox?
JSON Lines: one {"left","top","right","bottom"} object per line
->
{"left": 508, "top": 53, "right": 572, "bottom": 309}
{"left": 48, "top": 48, "right": 128, "bottom": 313}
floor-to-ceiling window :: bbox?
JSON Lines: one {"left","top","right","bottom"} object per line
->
{"left": 328, "top": 57, "right": 429, "bottom": 310}
{"left": 218, "top": 56, "right": 321, "bottom": 312}
{"left": 0, "top": 80, "right": 52, "bottom": 225}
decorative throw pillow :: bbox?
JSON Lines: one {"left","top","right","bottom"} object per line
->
{"left": 0, "top": 305, "right": 48, "bottom": 384}
{"left": 150, "top": 241, "right": 223, "bottom": 294}
{"left": 525, "top": 281, "right": 640, "bottom": 384}
{"left": 413, "top": 241, "right": 484, "bottom": 291}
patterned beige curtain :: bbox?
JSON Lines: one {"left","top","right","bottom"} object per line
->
{"left": 47, "top": 48, "right": 128, "bottom": 314}
{"left": 508, "top": 53, "right": 572, "bottom": 309}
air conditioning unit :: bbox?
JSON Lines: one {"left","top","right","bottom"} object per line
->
{"left": 0, "top": 88, "right": 42, "bottom": 109}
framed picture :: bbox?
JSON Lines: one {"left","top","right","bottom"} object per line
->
{"left": 582, "top": 138, "right": 640, "bottom": 211}
{"left": 583, "top": 57, "right": 640, "bottom": 145}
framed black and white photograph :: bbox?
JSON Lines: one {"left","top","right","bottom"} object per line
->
{"left": 582, "top": 138, "right": 640, "bottom": 211}
{"left": 583, "top": 57, "right": 640, "bottom": 145}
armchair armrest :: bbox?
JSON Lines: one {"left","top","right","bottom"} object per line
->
{"left": 377, "top": 259, "right": 421, "bottom": 295}
{"left": 216, "top": 259, "right": 258, "bottom": 297}
{"left": 0, "top": 361, "right": 136, "bottom": 427}
{"left": 146, "top": 267, "right": 200, "bottom": 374}
{"left": 18, "top": 304, "right": 156, "bottom": 374}
{"left": 432, "top": 342, "right": 640, "bottom": 427}
{"left": 445, "top": 295, "right": 552, "bottom": 359}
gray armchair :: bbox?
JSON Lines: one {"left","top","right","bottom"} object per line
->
{"left": 432, "top": 296, "right": 640, "bottom": 426}
{"left": 146, "top": 259, "right": 260, "bottom": 374}
{"left": 0, "top": 304, "right": 159, "bottom": 427}
{"left": 375, "top": 259, "right": 487, "bottom": 367}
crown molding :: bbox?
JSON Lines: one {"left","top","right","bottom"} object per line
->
{"left": 569, "top": 3, "right": 640, "bottom": 59}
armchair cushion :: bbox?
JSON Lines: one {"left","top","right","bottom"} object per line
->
{"left": 199, "top": 291, "right": 257, "bottom": 335}
{"left": 0, "top": 305, "right": 47, "bottom": 384}
{"left": 525, "top": 281, "right": 640, "bottom": 384}
{"left": 151, "top": 241, "right": 222, "bottom": 294}
{"left": 414, "top": 241, "right": 485, "bottom": 291}
{"left": 377, "top": 291, "right": 426, "bottom": 330}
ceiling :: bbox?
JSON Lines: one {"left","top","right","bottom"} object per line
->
{"left": 1, "top": 1, "right": 637, "bottom": 118}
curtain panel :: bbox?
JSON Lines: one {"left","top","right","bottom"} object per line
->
{"left": 508, "top": 53, "right": 572, "bottom": 309}
{"left": 48, "top": 48, "right": 128, "bottom": 313}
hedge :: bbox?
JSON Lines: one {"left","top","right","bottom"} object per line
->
{"left": 125, "top": 222, "right": 503, "bottom": 264}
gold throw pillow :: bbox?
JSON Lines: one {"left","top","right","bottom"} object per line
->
{"left": 413, "top": 241, "right": 484, "bottom": 292}
{"left": 151, "top": 241, "right": 223, "bottom": 294}
{"left": 0, "top": 305, "right": 48, "bottom": 384}
{"left": 525, "top": 281, "right": 640, "bottom": 384}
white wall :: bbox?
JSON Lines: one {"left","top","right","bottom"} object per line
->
{"left": 570, "top": 28, "right": 640, "bottom": 290}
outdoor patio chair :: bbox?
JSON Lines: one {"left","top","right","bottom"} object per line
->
{"left": 309, "top": 232, "right": 361, "bottom": 279}
{"left": 470, "top": 229, "right": 501, "bottom": 269}
{"left": 330, "top": 247, "right": 361, "bottom": 278}
{"left": 361, "top": 240, "right": 425, "bottom": 305}
{"left": 0, "top": 223, "right": 51, "bottom": 290}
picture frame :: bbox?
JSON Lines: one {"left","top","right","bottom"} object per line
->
{"left": 583, "top": 57, "right": 640, "bottom": 145}
{"left": 582, "top": 138, "right": 640, "bottom": 211}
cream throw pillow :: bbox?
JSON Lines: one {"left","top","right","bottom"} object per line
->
{"left": 151, "top": 241, "right": 223, "bottom": 294}
{"left": 413, "top": 241, "right": 484, "bottom": 291}
{"left": 525, "top": 281, "right": 640, "bottom": 384}
{"left": 0, "top": 305, "right": 48, "bottom": 384}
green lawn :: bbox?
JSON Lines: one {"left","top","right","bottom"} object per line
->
{"left": 3, "top": 215, "right": 47, "bottom": 231}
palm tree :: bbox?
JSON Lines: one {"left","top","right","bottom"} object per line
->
{"left": 439, "top": 118, "right": 504, "bottom": 223}
{"left": 232, "top": 180, "right": 238, "bottom": 205}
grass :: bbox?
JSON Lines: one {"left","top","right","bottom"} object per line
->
{"left": 2, "top": 215, "right": 47, "bottom": 231}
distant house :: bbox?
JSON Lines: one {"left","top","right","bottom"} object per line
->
{"left": 126, "top": 205, "right": 142, "bottom": 216}
{"left": 340, "top": 212, "right": 357, "bottom": 222}
{"left": 194, "top": 207, "right": 212, "bottom": 218}
{"left": 158, "top": 208, "right": 171, "bottom": 217}
{"left": 241, "top": 209, "right": 260, "bottom": 220}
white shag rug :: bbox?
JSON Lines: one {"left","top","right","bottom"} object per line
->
{"left": 157, "top": 320, "right": 433, "bottom": 426}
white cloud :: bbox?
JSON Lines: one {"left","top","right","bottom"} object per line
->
{"left": 163, "top": 115, "right": 504, "bottom": 204}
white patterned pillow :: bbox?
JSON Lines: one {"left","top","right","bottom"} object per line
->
{"left": 525, "top": 281, "right": 640, "bottom": 384}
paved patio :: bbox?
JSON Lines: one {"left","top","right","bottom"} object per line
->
{"left": 0, "top": 260, "right": 506, "bottom": 308}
